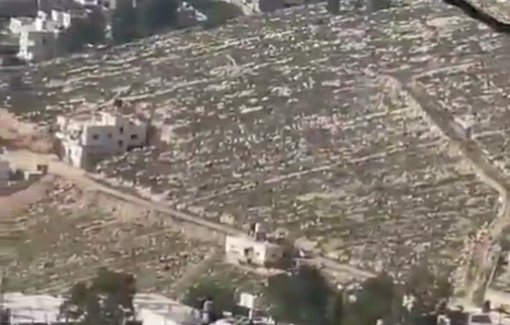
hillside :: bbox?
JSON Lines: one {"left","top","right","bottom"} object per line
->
{"left": 2, "top": 0, "right": 510, "bottom": 279}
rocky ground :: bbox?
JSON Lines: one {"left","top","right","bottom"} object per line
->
{"left": 417, "top": 65, "right": 510, "bottom": 178}
{"left": 0, "top": 179, "right": 224, "bottom": 296}
{"left": 0, "top": 0, "right": 508, "bottom": 283}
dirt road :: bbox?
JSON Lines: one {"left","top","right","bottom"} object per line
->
{"left": 402, "top": 77, "right": 510, "bottom": 305}
{"left": 7, "top": 149, "right": 375, "bottom": 282}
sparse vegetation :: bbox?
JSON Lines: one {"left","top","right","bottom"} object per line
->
{"left": 57, "top": 9, "right": 106, "bottom": 54}
{"left": 59, "top": 267, "right": 136, "bottom": 325}
{"left": 264, "top": 265, "right": 333, "bottom": 325}
{"left": 184, "top": 264, "right": 454, "bottom": 325}
{"left": 182, "top": 279, "right": 237, "bottom": 315}
{"left": 0, "top": 181, "right": 215, "bottom": 295}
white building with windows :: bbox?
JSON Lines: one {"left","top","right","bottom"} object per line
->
{"left": 56, "top": 111, "right": 148, "bottom": 169}
{"left": 9, "top": 9, "right": 71, "bottom": 62}
{"left": 225, "top": 234, "right": 285, "bottom": 267}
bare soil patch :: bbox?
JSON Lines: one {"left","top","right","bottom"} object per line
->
{"left": 0, "top": 108, "right": 53, "bottom": 153}
{"left": 0, "top": 175, "right": 54, "bottom": 219}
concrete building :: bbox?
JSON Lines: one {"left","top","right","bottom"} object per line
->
{"left": 453, "top": 113, "right": 476, "bottom": 140}
{"left": 72, "top": 0, "right": 101, "bottom": 6}
{"left": 1, "top": 292, "right": 203, "bottom": 325}
{"left": 222, "top": 0, "right": 311, "bottom": 15}
{"left": 72, "top": 0, "right": 118, "bottom": 9}
{"left": 56, "top": 110, "right": 148, "bottom": 169}
{"left": 9, "top": 9, "right": 71, "bottom": 62}
{"left": 9, "top": 10, "right": 70, "bottom": 34}
{"left": 225, "top": 233, "right": 285, "bottom": 267}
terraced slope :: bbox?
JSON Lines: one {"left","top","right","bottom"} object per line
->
{"left": 2, "top": 1, "right": 509, "bottom": 122}
{"left": 3, "top": 1, "right": 510, "bottom": 277}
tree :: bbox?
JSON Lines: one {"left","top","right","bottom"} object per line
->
{"left": 111, "top": 0, "right": 179, "bottom": 44}
{"left": 59, "top": 267, "right": 136, "bottom": 325}
{"left": 111, "top": 0, "right": 140, "bottom": 44}
{"left": 404, "top": 265, "right": 453, "bottom": 315}
{"left": 137, "top": 0, "right": 178, "bottom": 36}
{"left": 57, "top": 9, "right": 106, "bottom": 54}
{"left": 182, "top": 280, "right": 237, "bottom": 315}
{"left": 326, "top": 290, "right": 344, "bottom": 325}
{"left": 342, "top": 273, "right": 400, "bottom": 325}
{"left": 264, "top": 265, "right": 333, "bottom": 325}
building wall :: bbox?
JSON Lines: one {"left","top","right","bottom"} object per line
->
{"left": 0, "top": 160, "right": 10, "bottom": 180}
{"left": 137, "top": 309, "right": 185, "bottom": 325}
{"left": 62, "top": 142, "right": 85, "bottom": 168}
{"left": 50, "top": 10, "right": 71, "bottom": 29}
{"left": 81, "top": 117, "right": 147, "bottom": 150}
{"left": 13, "top": 9, "right": 69, "bottom": 62}
{"left": 18, "top": 30, "right": 57, "bottom": 62}
{"left": 59, "top": 113, "right": 148, "bottom": 168}
{"left": 221, "top": 0, "right": 307, "bottom": 14}
{"left": 9, "top": 18, "right": 30, "bottom": 35}
{"left": 256, "top": 241, "right": 284, "bottom": 264}
{"left": 73, "top": 0, "right": 102, "bottom": 7}
{"left": 225, "top": 235, "right": 283, "bottom": 266}
{"left": 2, "top": 292, "right": 202, "bottom": 325}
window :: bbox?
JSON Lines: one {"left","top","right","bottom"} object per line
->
{"left": 92, "top": 134, "right": 99, "bottom": 140}
{"left": 118, "top": 140, "right": 124, "bottom": 147}
{"left": 107, "top": 133, "right": 112, "bottom": 138}
{"left": 130, "top": 134, "right": 138, "bottom": 140}
{"left": 119, "top": 127, "right": 124, "bottom": 134}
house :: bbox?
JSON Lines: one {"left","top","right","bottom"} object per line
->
{"left": 9, "top": 10, "right": 71, "bottom": 34}
{"left": 56, "top": 109, "right": 148, "bottom": 169}
{"left": 72, "top": 0, "right": 101, "bottom": 6}
{"left": 225, "top": 228, "right": 285, "bottom": 267}
{"left": 9, "top": 9, "right": 71, "bottom": 62}
{"left": 1, "top": 292, "right": 204, "bottom": 325}
{"left": 6, "top": 0, "right": 84, "bottom": 63}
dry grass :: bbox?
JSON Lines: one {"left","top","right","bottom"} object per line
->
{"left": 0, "top": 179, "right": 218, "bottom": 296}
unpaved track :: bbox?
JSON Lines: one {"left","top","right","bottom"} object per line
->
{"left": 400, "top": 76, "right": 510, "bottom": 304}
{"left": 8, "top": 150, "right": 375, "bottom": 281}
